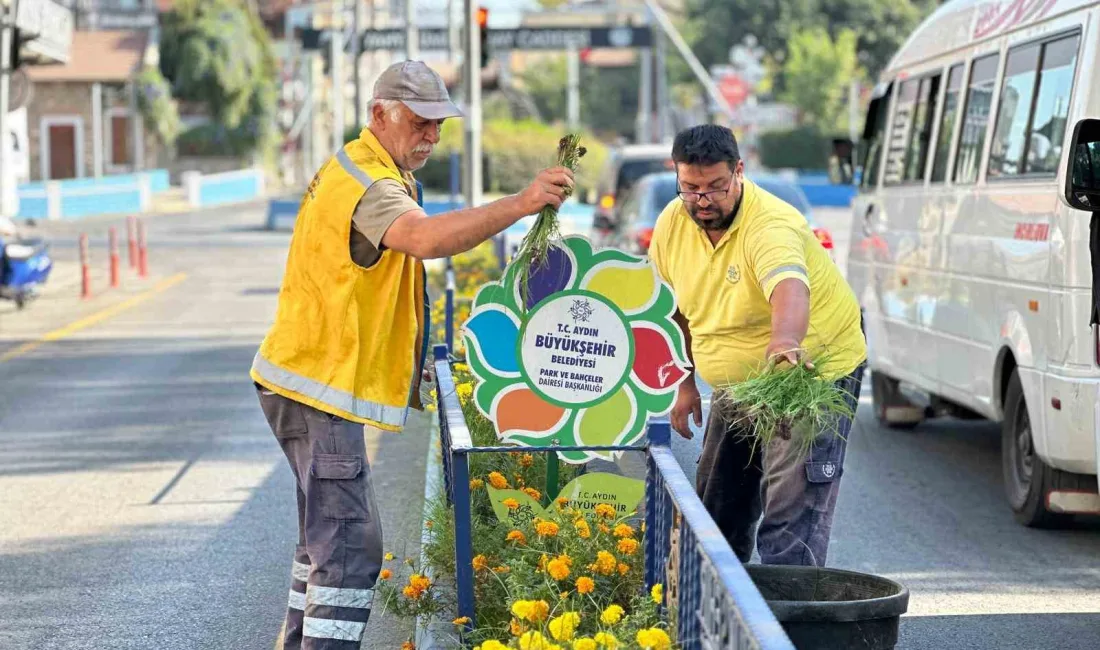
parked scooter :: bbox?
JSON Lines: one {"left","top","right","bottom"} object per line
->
{"left": 0, "top": 217, "right": 53, "bottom": 310}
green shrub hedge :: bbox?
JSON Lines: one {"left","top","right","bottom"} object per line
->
{"left": 758, "top": 125, "right": 844, "bottom": 171}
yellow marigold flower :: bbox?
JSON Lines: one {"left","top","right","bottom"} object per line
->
{"left": 503, "top": 498, "right": 520, "bottom": 510}
{"left": 600, "top": 604, "right": 624, "bottom": 625}
{"left": 519, "top": 631, "right": 554, "bottom": 650}
{"left": 452, "top": 616, "right": 471, "bottom": 625}
{"left": 575, "top": 576, "right": 595, "bottom": 594}
{"left": 493, "top": 565, "right": 510, "bottom": 574}
{"left": 402, "top": 585, "right": 420, "bottom": 599}
{"left": 453, "top": 363, "right": 469, "bottom": 373}
{"left": 548, "top": 611, "right": 581, "bottom": 642}
{"left": 506, "top": 530, "right": 527, "bottom": 545}
{"left": 595, "top": 504, "right": 616, "bottom": 519}
{"left": 556, "top": 496, "right": 569, "bottom": 507}
{"left": 651, "top": 583, "right": 664, "bottom": 604}
{"left": 589, "top": 550, "right": 616, "bottom": 575}
{"left": 520, "top": 453, "right": 534, "bottom": 468}
{"left": 617, "top": 563, "right": 630, "bottom": 576}
{"left": 379, "top": 569, "right": 392, "bottom": 580}
{"left": 511, "top": 599, "right": 550, "bottom": 623}
{"left": 574, "top": 639, "right": 597, "bottom": 650}
{"left": 472, "top": 554, "right": 489, "bottom": 572}
{"left": 488, "top": 472, "right": 509, "bottom": 489}
{"left": 573, "top": 519, "right": 591, "bottom": 539}
{"left": 536, "top": 521, "right": 560, "bottom": 537}
{"left": 384, "top": 552, "right": 395, "bottom": 561}
{"left": 410, "top": 574, "right": 431, "bottom": 590}
{"left": 511, "top": 618, "right": 527, "bottom": 635}
{"left": 469, "top": 479, "right": 484, "bottom": 490}
{"left": 523, "top": 487, "right": 542, "bottom": 500}
{"left": 612, "top": 524, "right": 634, "bottom": 538}
{"left": 479, "top": 642, "right": 509, "bottom": 650}
{"left": 456, "top": 383, "right": 473, "bottom": 400}
{"left": 547, "top": 557, "right": 571, "bottom": 581}
{"left": 593, "top": 632, "right": 619, "bottom": 649}
{"left": 636, "top": 628, "right": 671, "bottom": 650}
{"left": 617, "top": 538, "right": 639, "bottom": 556}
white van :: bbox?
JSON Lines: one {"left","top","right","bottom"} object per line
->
{"left": 841, "top": 0, "right": 1100, "bottom": 527}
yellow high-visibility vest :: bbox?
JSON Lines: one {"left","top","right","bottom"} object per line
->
{"left": 251, "top": 128, "right": 428, "bottom": 431}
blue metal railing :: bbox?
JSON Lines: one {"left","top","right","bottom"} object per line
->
{"left": 431, "top": 341, "right": 795, "bottom": 649}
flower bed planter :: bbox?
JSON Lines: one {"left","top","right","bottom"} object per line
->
{"left": 371, "top": 348, "right": 799, "bottom": 650}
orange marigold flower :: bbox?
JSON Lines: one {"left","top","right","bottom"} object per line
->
{"left": 379, "top": 569, "right": 392, "bottom": 580}
{"left": 488, "top": 472, "right": 509, "bottom": 489}
{"left": 547, "top": 557, "right": 570, "bottom": 581}
{"left": 617, "top": 562, "right": 630, "bottom": 576}
{"left": 523, "top": 487, "right": 542, "bottom": 501}
{"left": 589, "top": 550, "right": 616, "bottom": 576}
{"left": 598, "top": 523, "right": 612, "bottom": 534}
{"left": 493, "top": 565, "right": 510, "bottom": 574}
{"left": 536, "top": 521, "right": 560, "bottom": 537}
{"left": 573, "top": 519, "right": 591, "bottom": 539}
{"left": 452, "top": 616, "right": 471, "bottom": 625}
{"left": 506, "top": 530, "right": 527, "bottom": 545}
{"left": 556, "top": 496, "right": 569, "bottom": 508}
{"left": 595, "top": 504, "right": 616, "bottom": 519}
{"left": 613, "top": 524, "right": 635, "bottom": 538}
{"left": 401, "top": 642, "right": 415, "bottom": 650}
{"left": 469, "top": 479, "right": 484, "bottom": 490}
{"left": 617, "top": 538, "right": 639, "bottom": 556}
{"left": 575, "top": 577, "right": 595, "bottom": 594}
{"left": 503, "top": 498, "right": 520, "bottom": 510}
{"left": 472, "top": 554, "right": 490, "bottom": 572}
{"left": 510, "top": 618, "right": 527, "bottom": 636}
{"left": 520, "top": 454, "right": 534, "bottom": 468}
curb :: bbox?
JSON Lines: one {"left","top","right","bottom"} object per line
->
{"left": 415, "top": 417, "right": 461, "bottom": 649}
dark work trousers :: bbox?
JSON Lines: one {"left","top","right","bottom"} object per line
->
{"left": 696, "top": 366, "right": 864, "bottom": 566}
{"left": 256, "top": 384, "right": 384, "bottom": 650}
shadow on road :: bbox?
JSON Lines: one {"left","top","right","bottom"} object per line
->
{"left": 899, "top": 612, "right": 1100, "bottom": 650}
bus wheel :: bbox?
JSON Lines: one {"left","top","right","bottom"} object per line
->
{"left": 1001, "top": 371, "right": 1073, "bottom": 528}
{"left": 870, "top": 371, "right": 924, "bottom": 430}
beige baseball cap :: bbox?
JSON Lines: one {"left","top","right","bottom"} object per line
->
{"left": 372, "top": 60, "right": 463, "bottom": 120}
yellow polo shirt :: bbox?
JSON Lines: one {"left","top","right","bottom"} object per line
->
{"left": 648, "top": 179, "right": 865, "bottom": 387}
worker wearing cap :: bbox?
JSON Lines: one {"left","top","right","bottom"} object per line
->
{"left": 251, "top": 61, "right": 574, "bottom": 649}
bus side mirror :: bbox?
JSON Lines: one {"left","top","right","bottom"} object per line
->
{"left": 829, "top": 138, "right": 856, "bottom": 185}
{"left": 1062, "top": 118, "right": 1100, "bottom": 212}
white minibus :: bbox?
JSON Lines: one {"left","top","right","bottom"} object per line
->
{"left": 837, "top": 0, "right": 1100, "bottom": 527}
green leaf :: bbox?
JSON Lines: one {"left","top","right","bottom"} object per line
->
{"left": 486, "top": 486, "right": 549, "bottom": 526}
{"left": 556, "top": 472, "right": 646, "bottom": 518}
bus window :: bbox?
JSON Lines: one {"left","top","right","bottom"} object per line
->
{"left": 903, "top": 73, "right": 941, "bottom": 182}
{"left": 858, "top": 82, "right": 892, "bottom": 192}
{"left": 884, "top": 79, "right": 919, "bottom": 185}
{"left": 989, "top": 43, "right": 1042, "bottom": 178}
{"left": 931, "top": 64, "right": 965, "bottom": 183}
{"left": 1026, "top": 34, "right": 1080, "bottom": 175}
{"left": 954, "top": 53, "right": 1000, "bottom": 184}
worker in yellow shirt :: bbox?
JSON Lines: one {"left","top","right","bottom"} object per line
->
{"left": 648, "top": 125, "right": 866, "bottom": 567}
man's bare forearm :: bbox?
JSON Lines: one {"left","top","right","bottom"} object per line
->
{"left": 768, "top": 278, "right": 810, "bottom": 352}
{"left": 414, "top": 195, "right": 529, "bottom": 258}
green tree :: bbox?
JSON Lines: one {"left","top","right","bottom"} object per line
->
{"left": 519, "top": 56, "right": 641, "bottom": 139}
{"left": 780, "top": 27, "right": 864, "bottom": 133}
{"left": 159, "top": 0, "right": 278, "bottom": 156}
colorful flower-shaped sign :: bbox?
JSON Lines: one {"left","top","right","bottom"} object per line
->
{"left": 462, "top": 236, "right": 690, "bottom": 464}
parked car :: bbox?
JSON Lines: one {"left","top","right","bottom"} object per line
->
{"left": 607, "top": 171, "right": 834, "bottom": 259}
{"left": 590, "top": 144, "right": 674, "bottom": 244}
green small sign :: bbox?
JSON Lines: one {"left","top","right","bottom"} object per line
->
{"left": 486, "top": 473, "right": 645, "bottom": 526}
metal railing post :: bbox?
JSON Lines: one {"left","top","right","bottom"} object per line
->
{"left": 452, "top": 450, "right": 476, "bottom": 627}
{"left": 445, "top": 262, "right": 456, "bottom": 353}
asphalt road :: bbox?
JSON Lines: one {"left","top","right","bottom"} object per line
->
{"left": 0, "top": 204, "right": 428, "bottom": 649}
{"left": 668, "top": 207, "right": 1100, "bottom": 650}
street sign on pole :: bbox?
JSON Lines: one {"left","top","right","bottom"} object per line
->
{"left": 299, "top": 25, "right": 654, "bottom": 53}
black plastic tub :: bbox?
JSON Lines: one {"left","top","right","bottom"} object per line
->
{"left": 746, "top": 565, "right": 910, "bottom": 650}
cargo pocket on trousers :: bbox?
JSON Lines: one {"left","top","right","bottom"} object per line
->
{"left": 311, "top": 454, "right": 371, "bottom": 522}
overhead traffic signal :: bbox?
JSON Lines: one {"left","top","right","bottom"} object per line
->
{"left": 477, "top": 6, "right": 489, "bottom": 69}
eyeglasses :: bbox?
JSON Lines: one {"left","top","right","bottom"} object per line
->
{"left": 676, "top": 176, "right": 735, "bottom": 204}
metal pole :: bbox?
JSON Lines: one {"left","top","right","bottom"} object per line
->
{"left": 331, "top": 17, "right": 345, "bottom": 151}
{"left": 0, "top": 9, "right": 13, "bottom": 221}
{"left": 463, "top": 0, "right": 482, "bottom": 208}
{"left": 445, "top": 263, "right": 455, "bottom": 353}
{"left": 655, "top": 29, "right": 669, "bottom": 142}
{"left": 566, "top": 45, "right": 580, "bottom": 129}
{"left": 447, "top": 0, "right": 458, "bottom": 64}
{"left": 405, "top": 0, "right": 418, "bottom": 60}
{"left": 353, "top": 0, "right": 362, "bottom": 127}
{"left": 452, "top": 451, "right": 476, "bottom": 626}
{"left": 637, "top": 46, "right": 653, "bottom": 144}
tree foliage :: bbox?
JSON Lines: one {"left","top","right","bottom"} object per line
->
{"left": 683, "top": 0, "right": 941, "bottom": 81}
{"left": 780, "top": 27, "right": 863, "bottom": 133}
{"left": 159, "top": 0, "right": 278, "bottom": 156}
{"left": 519, "top": 56, "right": 641, "bottom": 139}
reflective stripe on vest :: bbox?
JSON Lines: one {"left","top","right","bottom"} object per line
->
{"left": 252, "top": 353, "right": 409, "bottom": 426}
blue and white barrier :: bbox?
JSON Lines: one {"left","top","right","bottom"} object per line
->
{"left": 17, "top": 171, "right": 158, "bottom": 220}
{"left": 183, "top": 167, "right": 266, "bottom": 208}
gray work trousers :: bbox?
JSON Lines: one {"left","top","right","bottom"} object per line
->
{"left": 696, "top": 366, "right": 863, "bottom": 567}
{"left": 256, "top": 384, "right": 384, "bottom": 650}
